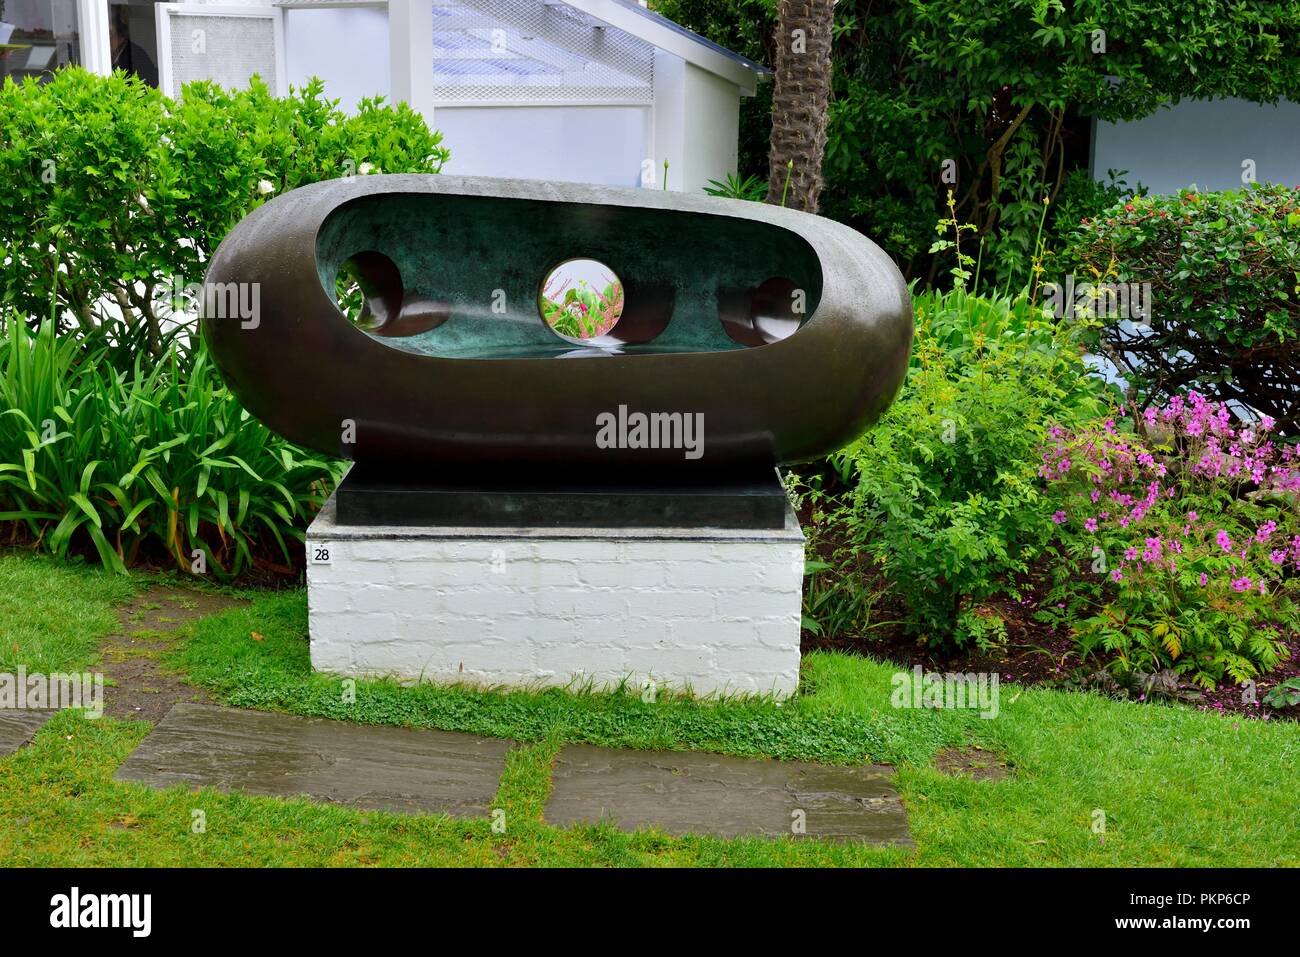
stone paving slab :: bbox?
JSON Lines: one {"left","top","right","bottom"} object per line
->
{"left": 114, "top": 703, "right": 514, "bottom": 818}
{"left": 0, "top": 710, "right": 55, "bottom": 757}
{"left": 544, "top": 744, "right": 912, "bottom": 844}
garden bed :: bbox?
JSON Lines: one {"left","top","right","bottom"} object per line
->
{"left": 800, "top": 552, "right": 1300, "bottom": 723}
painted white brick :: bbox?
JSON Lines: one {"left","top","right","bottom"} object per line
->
{"left": 715, "top": 587, "right": 801, "bottom": 621}
{"left": 534, "top": 588, "right": 628, "bottom": 621}
{"left": 577, "top": 560, "right": 665, "bottom": 588}
{"left": 307, "top": 501, "right": 804, "bottom": 698}
{"left": 627, "top": 590, "right": 715, "bottom": 620}
{"left": 662, "top": 559, "right": 764, "bottom": 591}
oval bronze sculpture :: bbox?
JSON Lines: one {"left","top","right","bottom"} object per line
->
{"left": 201, "top": 174, "right": 912, "bottom": 475}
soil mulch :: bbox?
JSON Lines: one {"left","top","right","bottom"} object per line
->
{"left": 933, "top": 746, "right": 1012, "bottom": 781}
{"left": 98, "top": 584, "right": 245, "bottom": 722}
{"left": 803, "top": 580, "right": 1300, "bottom": 723}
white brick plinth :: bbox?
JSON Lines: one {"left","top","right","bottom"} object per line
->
{"left": 306, "top": 494, "right": 806, "bottom": 698}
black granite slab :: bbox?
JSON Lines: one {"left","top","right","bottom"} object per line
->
{"left": 335, "top": 463, "right": 790, "bottom": 529}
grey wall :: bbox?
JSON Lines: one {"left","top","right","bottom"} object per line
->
{"left": 1092, "top": 97, "right": 1300, "bottom": 194}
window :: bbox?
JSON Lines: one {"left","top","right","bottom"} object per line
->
{"left": 0, "top": 0, "right": 80, "bottom": 83}
{"left": 108, "top": 0, "right": 157, "bottom": 86}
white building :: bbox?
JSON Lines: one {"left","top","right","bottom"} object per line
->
{"left": 0, "top": 0, "right": 767, "bottom": 191}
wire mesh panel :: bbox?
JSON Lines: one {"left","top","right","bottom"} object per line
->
{"left": 431, "top": 0, "right": 654, "bottom": 105}
{"left": 167, "top": 13, "right": 280, "bottom": 95}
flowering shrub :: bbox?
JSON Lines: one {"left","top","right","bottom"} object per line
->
{"left": 1041, "top": 393, "right": 1299, "bottom": 687}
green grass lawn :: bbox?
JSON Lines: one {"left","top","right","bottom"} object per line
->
{"left": 0, "top": 560, "right": 1296, "bottom": 866}
{"left": 0, "top": 553, "right": 138, "bottom": 673}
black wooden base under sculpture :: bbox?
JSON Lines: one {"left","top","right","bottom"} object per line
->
{"left": 335, "top": 464, "right": 789, "bottom": 529}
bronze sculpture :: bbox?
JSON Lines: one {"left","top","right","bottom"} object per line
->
{"left": 203, "top": 174, "right": 911, "bottom": 464}
{"left": 201, "top": 175, "right": 911, "bottom": 526}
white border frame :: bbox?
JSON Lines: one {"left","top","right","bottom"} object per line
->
{"left": 155, "top": 3, "right": 287, "bottom": 98}
{"left": 76, "top": 0, "right": 112, "bottom": 74}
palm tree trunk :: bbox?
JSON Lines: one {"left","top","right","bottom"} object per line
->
{"left": 765, "top": 0, "right": 835, "bottom": 213}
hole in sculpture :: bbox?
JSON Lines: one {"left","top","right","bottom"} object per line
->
{"left": 538, "top": 258, "right": 625, "bottom": 345}
{"left": 720, "top": 277, "right": 804, "bottom": 347}
{"left": 337, "top": 251, "right": 449, "bottom": 337}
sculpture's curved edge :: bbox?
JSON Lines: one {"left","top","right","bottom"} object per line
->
{"left": 202, "top": 174, "right": 913, "bottom": 469}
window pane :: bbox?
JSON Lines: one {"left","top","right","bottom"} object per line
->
{"left": 109, "top": 0, "right": 158, "bottom": 86}
{"left": 0, "top": 0, "right": 80, "bottom": 83}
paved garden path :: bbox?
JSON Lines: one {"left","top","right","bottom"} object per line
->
{"left": 546, "top": 743, "right": 910, "bottom": 843}
{"left": 115, "top": 702, "right": 513, "bottom": 817}
{"left": 0, "top": 710, "right": 55, "bottom": 758}
{"left": 114, "top": 702, "right": 913, "bottom": 844}
{"left": 1, "top": 583, "right": 241, "bottom": 753}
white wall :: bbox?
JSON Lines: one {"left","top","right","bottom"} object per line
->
{"left": 652, "top": 51, "right": 740, "bottom": 193}
{"left": 1093, "top": 97, "right": 1300, "bottom": 194}
{"left": 283, "top": 6, "right": 389, "bottom": 111}
{"left": 308, "top": 497, "right": 804, "bottom": 697}
{"left": 275, "top": 5, "right": 742, "bottom": 192}
{"left": 680, "top": 61, "right": 739, "bottom": 193}
{"left": 436, "top": 105, "right": 650, "bottom": 187}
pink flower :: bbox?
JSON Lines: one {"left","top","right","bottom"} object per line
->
{"left": 1052, "top": 510, "right": 1067, "bottom": 525}
{"left": 1216, "top": 530, "right": 1232, "bottom": 552}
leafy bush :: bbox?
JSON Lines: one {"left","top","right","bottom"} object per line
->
{"left": 1040, "top": 168, "right": 1142, "bottom": 265}
{"left": 0, "top": 68, "right": 448, "bottom": 352}
{"left": 1061, "top": 183, "right": 1300, "bottom": 433}
{"left": 831, "top": 287, "right": 1108, "bottom": 645}
{"left": 657, "top": 0, "right": 1300, "bottom": 286}
{"left": 703, "top": 172, "right": 767, "bottom": 202}
{"left": 0, "top": 316, "right": 343, "bottom": 576}
{"left": 1263, "top": 677, "right": 1300, "bottom": 709}
{"left": 1040, "top": 394, "right": 1299, "bottom": 688}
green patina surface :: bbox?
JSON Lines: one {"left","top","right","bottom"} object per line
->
{"left": 314, "top": 193, "right": 824, "bottom": 358}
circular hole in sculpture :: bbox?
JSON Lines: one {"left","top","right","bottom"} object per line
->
{"left": 721, "top": 277, "right": 804, "bottom": 347}
{"left": 336, "top": 251, "right": 448, "bottom": 338}
{"left": 538, "top": 258, "right": 625, "bottom": 345}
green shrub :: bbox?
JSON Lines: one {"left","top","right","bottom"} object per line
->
{"left": 1039, "top": 396, "right": 1299, "bottom": 689}
{"left": 658, "top": 0, "right": 1300, "bottom": 287}
{"left": 0, "top": 315, "right": 342, "bottom": 576}
{"left": 0, "top": 68, "right": 448, "bottom": 352}
{"left": 1061, "top": 183, "right": 1300, "bottom": 433}
{"left": 1040, "top": 168, "right": 1142, "bottom": 265}
{"left": 831, "top": 288, "right": 1108, "bottom": 645}
{"left": 703, "top": 172, "right": 767, "bottom": 202}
